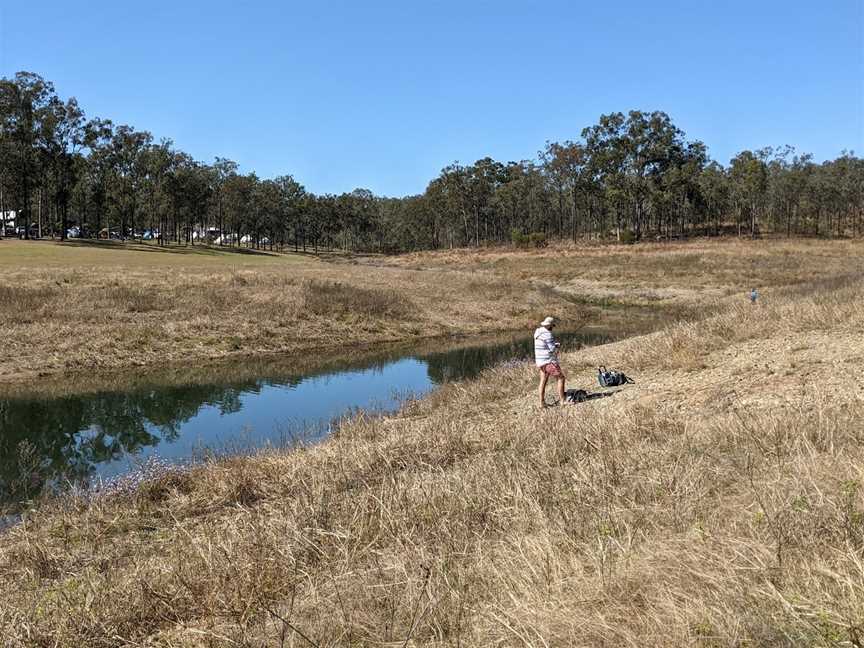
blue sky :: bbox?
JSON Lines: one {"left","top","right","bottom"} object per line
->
{"left": 1, "top": 0, "right": 862, "bottom": 196}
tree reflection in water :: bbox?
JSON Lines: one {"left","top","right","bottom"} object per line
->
{"left": 0, "top": 329, "right": 613, "bottom": 504}
{"left": 0, "top": 382, "right": 252, "bottom": 502}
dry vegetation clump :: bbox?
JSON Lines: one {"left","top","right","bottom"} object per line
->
{"left": 0, "top": 241, "right": 591, "bottom": 384}
{"left": 1, "top": 274, "right": 863, "bottom": 646}
{"left": 0, "top": 285, "right": 58, "bottom": 324}
{"left": 301, "top": 279, "right": 411, "bottom": 320}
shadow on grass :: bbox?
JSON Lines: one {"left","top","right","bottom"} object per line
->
{"left": 60, "top": 240, "right": 283, "bottom": 258}
{"left": 565, "top": 389, "right": 618, "bottom": 404}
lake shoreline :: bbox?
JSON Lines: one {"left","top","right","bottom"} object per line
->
{"left": 11, "top": 236, "right": 859, "bottom": 391}
{"left": 2, "top": 272, "right": 862, "bottom": 644}
{"left": 0, "top": 305, "right": 667, "bottom": 399}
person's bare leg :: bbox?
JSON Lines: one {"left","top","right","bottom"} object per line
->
{"left": 557, "top": 374, "right": 568, "bottom": 404}
{"left": 538, "top": 370, "right": 549, "bottom": 408}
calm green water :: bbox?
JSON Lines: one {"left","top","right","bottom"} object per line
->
{"left": 0, "top": 329, "right": 614, "bottom": 502}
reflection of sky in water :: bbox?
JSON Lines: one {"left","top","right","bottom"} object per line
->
{"left": 1, "top": 329, "right": 616, "bottom": 496}
{"left": 94, "top": 358, "right": 432, "bottom": 480}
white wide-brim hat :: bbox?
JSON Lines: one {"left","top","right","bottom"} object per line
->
{"left": 541, "top": 316, "right": 555, "bottom": 327}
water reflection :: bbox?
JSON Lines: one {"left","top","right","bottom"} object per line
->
{"left": 0, "top": 330, "right": 612, "bottom": 502}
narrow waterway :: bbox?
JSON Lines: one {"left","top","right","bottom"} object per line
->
{"left": 0, "top": 328, "right": 619, "bottom": 502}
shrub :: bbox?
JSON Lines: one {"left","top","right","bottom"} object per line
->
{"left": 528, "top": 232, "right": 547, "bottom": 248}
{"left": 619, "top": 228, "right": 636, "bottom": 244}
{"left": 511, "top": 230, "right": 547, "bottom": 248}
{"left": 510, "top": 229, "right": 528, "bottom": 247}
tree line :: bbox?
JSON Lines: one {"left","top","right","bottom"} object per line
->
{"left": 2, "top": 71, "right": 862, "bottom": 253}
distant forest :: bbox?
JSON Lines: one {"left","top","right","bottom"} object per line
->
{"left": 1, "top": 71, "right": 862, "bottom": 253}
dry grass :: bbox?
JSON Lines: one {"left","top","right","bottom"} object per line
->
{"left": 379, "top": 237, "right": 864, "bottom": 309}
{"left": 4, "top": 237, "right": 862, "bottom": 388}
{"left": 0, "top": 241, "right": 588, "bottom": 386}
{"left": 301, "top": 279, "right": 411, "bottom": 320}
{"left": 1, "top": 269, "right": 863, "bottom": 646}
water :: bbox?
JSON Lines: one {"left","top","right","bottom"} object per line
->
{"left": 0, "top": 329, "right": 614, "bottom": 502}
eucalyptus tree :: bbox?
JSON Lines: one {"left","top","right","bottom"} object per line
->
{"left": 493, "top": 162, "right": 526, "bottom": 237}
{"left": 4, "top": 69, "right": 864, "bottom": 251}
{"left": 40, "top": 94, "right": 86, "bottom": 238}
{"left": 539, "top": 142, "right": 571, "bottom": 238}
{"left": 165, "top": 154, "right": 212, "bottom": 244}
{"left": 582, "top": 112, "right": 629, "bottom": 238}
{"left": 466, "top": 157, "right": 506, "bottom": 245}
{"left": 377, "top": 194, "right": 436, "bottom": 252}
{"left": 223, "top": 172, "right": 255, "bottom": 246}
{"left": 210, "top": 157, "right": 238, "bottom": 243}
{"left": 138, "top": 139, "right": 174, "bottom": 243}
{"left": 493, "top": 161, "right": 551, "bottom": 239}
{"left": 77, "top": 118, "right": 114, "bottom": 236}
{"left": 273, "top": 174, "right": 305, "bottom": 250}
{"left": 433, "top": 164, "right": 473, "bottom": 247}
{"left": 729, "top": 150, "right": 769, "bottom": 236}
{"left": 309, "top": 193, "right": 340, "bottom": 252}
{"left": 763, "top": 147, "right": 811, "bottom": 236}
{"left": 105, "top": 125, "right": 152, "bottom": 239}
{"left": 0, "top": 72, "right": 57, "bottom": 238}
{"left": 834, "top": 153, "right": 864, "bottom": 236}
{"left": 540, "top": 140, "right": 592, "bottom": 239}
{"left": 251, "top": 177, "right": 288, "bottom": 249}
{"left": 698, "top": 162, "right": 731, "bottom": 235}
{"left": 337, "top": 188, "right": 380, "bottom": 252}
{"left": 661, "top": 140, "right": 708, "bottom": 237}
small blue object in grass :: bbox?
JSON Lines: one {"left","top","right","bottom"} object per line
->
{"left": 750, "top": 288, "right": 758, "bottom": 304}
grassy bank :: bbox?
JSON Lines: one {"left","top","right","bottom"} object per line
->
{"left": 0, "top": 240, "right": 587, "bottom": 386}
{"left": 1, "top": 268, "right": 862, "bottom": 645}
{"left": 376, "top": 236, "right": 864, "bottom": 308}
{"left": 3, "top": 237, "right": 862, "bottom": 388}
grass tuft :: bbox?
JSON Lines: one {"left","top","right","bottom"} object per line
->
{"left": 301, "top": 279, "right": 411, "bottom": 320}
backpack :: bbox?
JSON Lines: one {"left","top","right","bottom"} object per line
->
{"left": 597, "top": 366, "right": 634, "bottom": 387}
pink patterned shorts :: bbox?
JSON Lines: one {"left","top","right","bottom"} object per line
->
{"left": 540, "top": 362, "right": 563, "bottom": 377}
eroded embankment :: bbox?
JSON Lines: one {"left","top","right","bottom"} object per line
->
{"left": 1, "top": 276, "right": 863, "bottom": 646}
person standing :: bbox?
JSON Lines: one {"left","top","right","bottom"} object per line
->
{"left": 750, "top": 287, "right": 759, "bottom": 304}
{"left": 534, "top": 316, "right": 570, "bottom": 408}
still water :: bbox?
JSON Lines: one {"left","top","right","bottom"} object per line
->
{"left": 0, "top": 329, "right": 614, "bottom": 501}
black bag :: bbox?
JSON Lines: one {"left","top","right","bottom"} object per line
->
{"left": 597, "top": 366, "right": 634, "bottom": 387}
{"left": 565, "top": 389, "right": 588, "bottom": 403}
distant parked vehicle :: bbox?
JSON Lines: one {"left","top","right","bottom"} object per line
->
{"left": 66, "top": 226, "right": 81, "bottom": 238}
{"left": 98, "top": 227, "right": 123, "bottom": 240}
{"left": 16, "top": 224, "right": 39, "bottom": 239}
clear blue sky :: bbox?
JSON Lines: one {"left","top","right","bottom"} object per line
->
{"left": 1, "top": 0, "right": 862, "bottom": 196}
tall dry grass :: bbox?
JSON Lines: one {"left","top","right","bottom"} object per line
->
{"left": 0, "top": 244, "right": 587, "bottom": 384}
{"left": 4, "top": 237, "right": 861, "bottom": 386}
{"left": 301, "top": 279, "right": 411, "bottom": 320}
{"left": 1, "top": 275, "right": 863, "bottom": 646}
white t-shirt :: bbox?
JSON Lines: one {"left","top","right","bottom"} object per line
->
{"left": 534, "top": 326, "right": 559, "bottom": 367}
